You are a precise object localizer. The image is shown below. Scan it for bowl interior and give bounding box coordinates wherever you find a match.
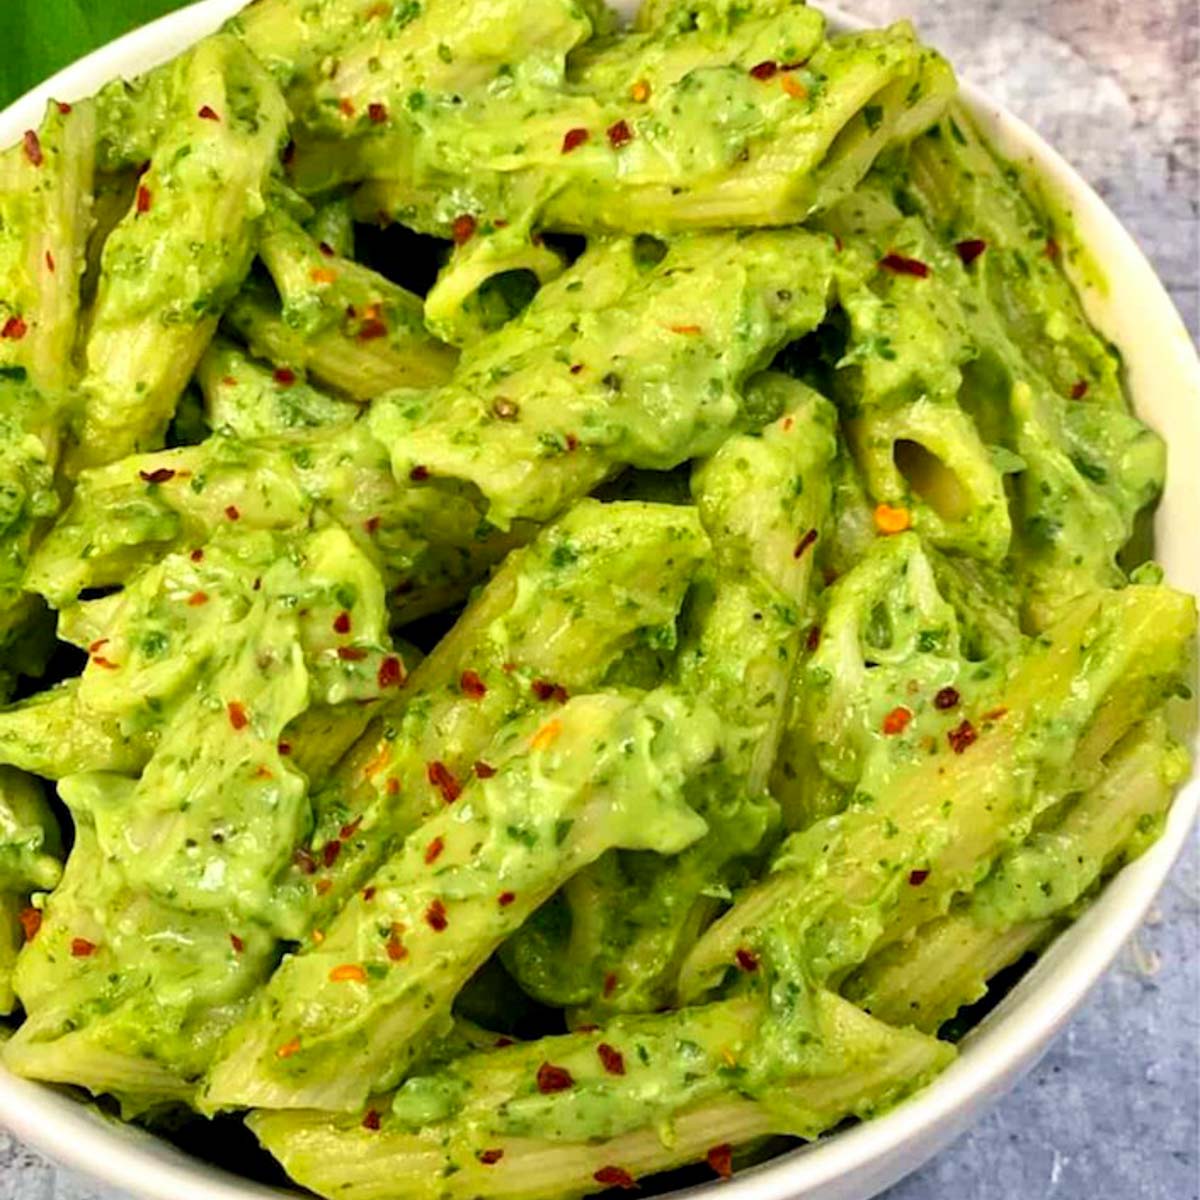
[0,5,1195,1200]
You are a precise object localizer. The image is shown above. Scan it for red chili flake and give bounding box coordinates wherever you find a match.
[188,591,209,607]
[947,719,978,754]
[57,102,72,115]
[565,433,579,452]
[604,972,618,996]
[230,933,245,953]
[531,679,568,703]
[460,669,487,699]
[409,465,429,482]
[562,127,590,154]
[368,102,388,124]
[320,840,341,868]
[805,625,821,652]
[908,868,930,886]
[225,505,241,521]
[136,185,152,215]
[934,686,960,710]
[198,105,221,121]
[593,1166,636,1190]
[278,740,293,757]
[314,243,336,263]
[386,777,400,796]
[880,252,930,278]
[569,363,584,376]
[882,706,913,736]
[358,317,388,340]
[338,646,368,663]
[91,656,120,671]
[45,250,55,273]
[138,467,175,484]
[88,638,108,654]
[668,324,702,335]
[749,60,779,80]
[1070,379,1089,400]
[70,937,97,957]
[452,214,477,245]
[1045,237,1060,261]
[1,316,27,340]
[22,130,43,167]
[597,1043,626,1075]
[339,98,356,118]
[427,760,462,804]
[475,760,497,779]
[331,611,352,635]
[495,1036,515,1048]
[425,898,448,931]
[536,1063,574,1093]
[498,890,516,907]
[735,947,759,972]
[364,515,381,535]
[793,528,818,559]
[339,817,363,840]
[478,1149,504,1165]
[293,847,317,874]
[424,836,445,865]
[386,929,408,961]
[18,907,41,942]
[362,1109,382,1131]
[606,120,633,149]
[273,367,297,386]
[707,1145,734,1179]
[955,239,987,265]
[363,886,377,902]
[227,701,249,731]
[378,656,405,688]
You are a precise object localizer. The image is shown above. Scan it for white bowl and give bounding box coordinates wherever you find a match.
[1,4,1196,1199]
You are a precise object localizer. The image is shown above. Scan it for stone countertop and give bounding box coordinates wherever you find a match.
[2,1,1198,1198]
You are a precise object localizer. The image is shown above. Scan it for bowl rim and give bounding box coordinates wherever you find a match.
[0,4,1196,1200]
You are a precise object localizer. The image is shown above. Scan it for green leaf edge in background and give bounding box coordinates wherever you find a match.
[1,0,197,111]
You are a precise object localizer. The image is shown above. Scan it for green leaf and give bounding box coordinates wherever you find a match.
[1,1,194,111]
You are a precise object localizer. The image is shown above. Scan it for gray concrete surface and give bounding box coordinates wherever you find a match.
[2,1,1197,1197]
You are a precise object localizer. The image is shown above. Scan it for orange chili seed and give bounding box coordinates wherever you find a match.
[873,503,911,534]
[188,591,209,606]
[329,963,367,983]
[882,706,913,736]
[531,719,563,751]
[227,701,248,730]
[781,73,807,99]
[630,80,651,102]
[276,1037,302,1059]
[668,324,702,334]
[311,267,337,284]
